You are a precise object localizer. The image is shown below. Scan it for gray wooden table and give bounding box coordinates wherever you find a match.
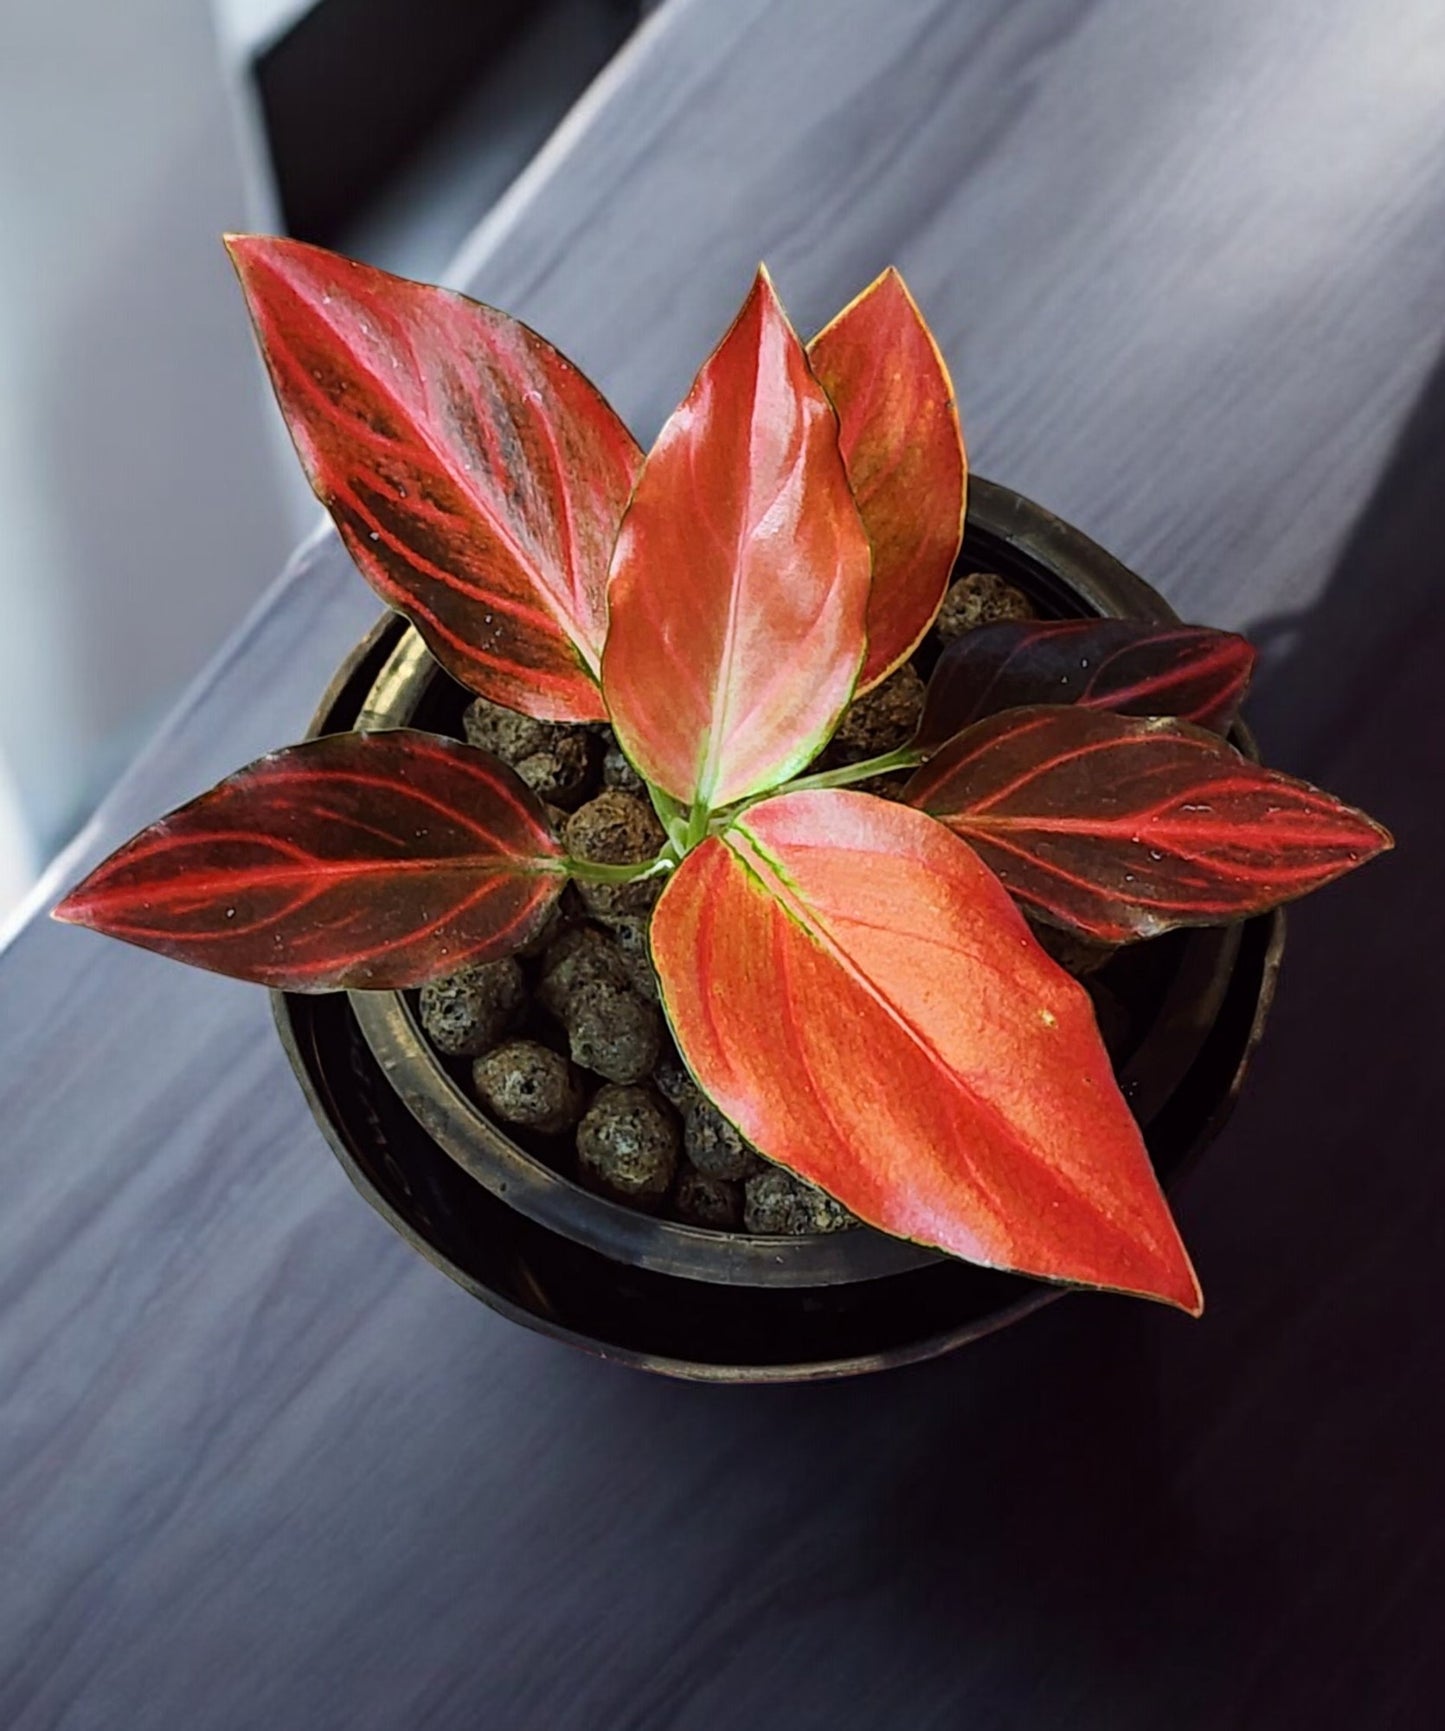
[5,2,1445,1725]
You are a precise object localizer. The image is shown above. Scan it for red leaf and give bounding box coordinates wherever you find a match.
[651,789,1201,1311]
[226,236,641,723]
[906,706,1392,941]
[53,731,565,990]
[917,618,1256,749]
[601,268,872,809]
[809,269,966,691]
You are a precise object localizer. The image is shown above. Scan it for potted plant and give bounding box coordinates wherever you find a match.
[55,238,1389,1377]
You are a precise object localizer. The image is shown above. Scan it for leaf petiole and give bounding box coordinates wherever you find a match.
[564,853,675,886]
[742,745,926,806]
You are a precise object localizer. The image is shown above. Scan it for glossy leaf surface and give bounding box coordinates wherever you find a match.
[227,236,641,722]
[54,731,565,991]
[907,706,1392,941]
[917,618,1256,749]
[651,789,1201,1310]
[602,269,871,809]
[809,269,966,692]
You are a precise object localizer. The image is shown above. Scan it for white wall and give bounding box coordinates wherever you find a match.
[0,0,313,897]
[213,0,317,56]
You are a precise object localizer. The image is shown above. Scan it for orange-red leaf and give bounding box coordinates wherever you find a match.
[651,789,1201,1311]
[227,236,641,722]
[601,269,871,809]
[906,706,1393,941]
[53,731,565,990]
[809,269,966,692]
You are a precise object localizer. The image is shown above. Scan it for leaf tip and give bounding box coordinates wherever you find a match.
[1173,1267,1206,1318]
[222,232,307,296]
[1324,798,1394,870]
[223,232,282,302]
[876,262,914,306]
[51,885,95,929]
[222,231,264,269]
[749,261,789,326]
[1143,1231,1204,1316]
[1114,1239,1203,1317]
[1365,814,1396,857]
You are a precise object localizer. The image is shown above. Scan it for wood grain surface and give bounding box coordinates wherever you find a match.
[5,1,1445,1725]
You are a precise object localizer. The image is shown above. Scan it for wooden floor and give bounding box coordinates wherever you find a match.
[4,0,1445,1724]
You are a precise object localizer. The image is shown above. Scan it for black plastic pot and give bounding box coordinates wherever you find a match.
[274,479,1284,1381]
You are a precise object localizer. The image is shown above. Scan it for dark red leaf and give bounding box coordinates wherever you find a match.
[652,789,1200,1310]
[601,267,872,809]
[54,731,566,990]
[906,706,1392,941]
[226,236,641,723]
[917,619,1256,750]
[808,269,966,691]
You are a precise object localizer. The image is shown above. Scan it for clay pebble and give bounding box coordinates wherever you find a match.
[563,790,666,923]
[607,915,660,1003]
[576,1084,678,1203]
[418,958,526,1057]
[538,924,632,1018]
[601,744,645,796]
[934,571,1037,642]
[828,663,925,761]
[463,695,595,807]
[743,1166,857,1235]
[472,1039,583,1134]
[566,977,662,1085]
[673,1168,743,1229]
[683,1093,762,1181]
[653,1049,700,1110]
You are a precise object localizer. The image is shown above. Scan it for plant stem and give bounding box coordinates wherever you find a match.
[627,748,924,864]
[682,801,711,851]
[646,783,690,854]
[564,855,673,886]
[766,745,925,798]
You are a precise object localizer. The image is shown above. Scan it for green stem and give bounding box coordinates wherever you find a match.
[682,800,711,851]
[764,745,925,799]
[564,854,673,886]
[646,783,690,854]
[626,747,922,864]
